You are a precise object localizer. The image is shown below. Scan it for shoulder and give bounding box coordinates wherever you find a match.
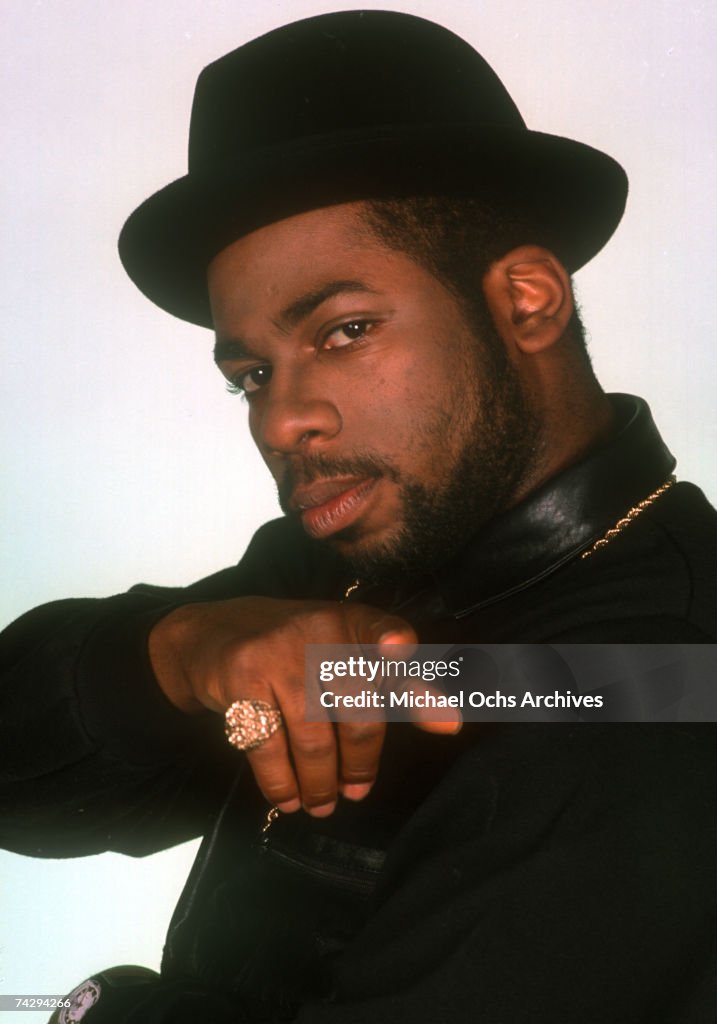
[568,480,717,640]
[477,482,717,642]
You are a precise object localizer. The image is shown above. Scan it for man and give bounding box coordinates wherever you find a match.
[2,10,717,1022]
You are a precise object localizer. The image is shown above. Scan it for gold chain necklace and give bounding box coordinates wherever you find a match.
[580,475,676,560]
[341,475,677,594]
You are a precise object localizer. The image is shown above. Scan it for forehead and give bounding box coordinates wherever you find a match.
[208,203,373,301]
[206,201,448,331]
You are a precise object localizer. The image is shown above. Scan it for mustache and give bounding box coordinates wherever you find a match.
[277,451,399,513]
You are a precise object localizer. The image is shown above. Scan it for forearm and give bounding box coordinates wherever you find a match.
[0,592,237,856]
[0,516,383,854]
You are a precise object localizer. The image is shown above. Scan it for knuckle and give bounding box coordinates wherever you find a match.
[341,767,377,784]
[223,643,258,679]
[342,722,384,746]
[303,790,337,808]
[259,780,299,804]
[290,733,335,761]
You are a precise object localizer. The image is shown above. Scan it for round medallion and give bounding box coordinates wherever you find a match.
[58,978,102,1023]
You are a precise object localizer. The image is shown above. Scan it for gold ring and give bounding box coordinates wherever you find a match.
[224,698,283,751]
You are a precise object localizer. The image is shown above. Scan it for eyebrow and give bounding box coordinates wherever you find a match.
[213,279,379,364]
[279,279,379,328]
[213,337,254,364]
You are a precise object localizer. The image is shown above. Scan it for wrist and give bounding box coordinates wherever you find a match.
[148,604,207,714]
[75,597,214,763]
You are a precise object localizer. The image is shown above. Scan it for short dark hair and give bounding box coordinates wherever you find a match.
[362,195,588,355]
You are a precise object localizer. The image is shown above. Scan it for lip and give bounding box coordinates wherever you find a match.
[291,477,379,540]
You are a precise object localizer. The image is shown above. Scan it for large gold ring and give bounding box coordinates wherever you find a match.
[224,698,283,751]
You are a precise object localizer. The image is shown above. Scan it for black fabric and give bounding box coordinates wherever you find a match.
[1,394,717,1020]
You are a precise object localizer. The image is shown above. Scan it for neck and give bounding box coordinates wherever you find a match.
[511,383,615,508]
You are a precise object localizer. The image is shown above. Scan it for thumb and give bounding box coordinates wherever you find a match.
[345,604,418,650]
[345,606,461,735]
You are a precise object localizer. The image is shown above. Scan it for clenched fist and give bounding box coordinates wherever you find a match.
[149,597,459,816]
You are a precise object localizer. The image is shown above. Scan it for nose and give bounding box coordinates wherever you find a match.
[252,372,342,456]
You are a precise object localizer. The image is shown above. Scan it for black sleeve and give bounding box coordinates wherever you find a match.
[0,517,346,858]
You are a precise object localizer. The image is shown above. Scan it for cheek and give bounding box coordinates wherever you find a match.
[343,377,423,452]
[247,404,280,475]
[346,383,455,481]
[247,406,263,454]
[388,371,478,478]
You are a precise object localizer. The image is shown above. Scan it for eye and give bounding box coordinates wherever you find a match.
[323,320,373,350]
[226,364,272,396]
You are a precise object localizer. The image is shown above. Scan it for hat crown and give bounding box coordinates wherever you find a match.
[188,10,525,173]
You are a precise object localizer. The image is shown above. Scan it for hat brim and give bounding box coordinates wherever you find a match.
[118,124,627,328]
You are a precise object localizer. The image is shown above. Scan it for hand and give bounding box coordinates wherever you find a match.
[148,597,459,816]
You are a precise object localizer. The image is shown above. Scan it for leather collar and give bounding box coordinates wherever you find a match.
[354,394,675,619]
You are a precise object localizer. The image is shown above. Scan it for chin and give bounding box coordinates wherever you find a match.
[337,531,427,587]
[325,529,383,562]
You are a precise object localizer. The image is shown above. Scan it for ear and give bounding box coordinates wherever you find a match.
[482,246,573,354]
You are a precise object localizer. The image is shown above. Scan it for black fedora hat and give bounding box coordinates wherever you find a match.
[118,10,628,328]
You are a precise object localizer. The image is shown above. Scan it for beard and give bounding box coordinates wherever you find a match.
[277,335,539,586]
